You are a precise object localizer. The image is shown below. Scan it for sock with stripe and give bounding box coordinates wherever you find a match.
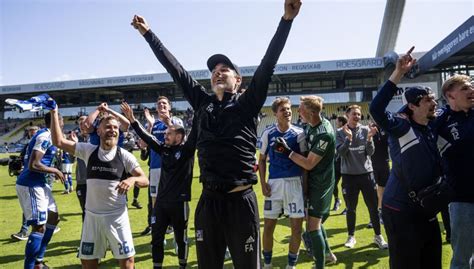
[262,250,272,265]
[288,251,299,266]
[36,224,56,262]
[25,232,43,269]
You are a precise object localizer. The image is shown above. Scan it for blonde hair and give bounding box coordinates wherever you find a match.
[271,97,291,113]
[300,96,323,114]
[442,74,472,99]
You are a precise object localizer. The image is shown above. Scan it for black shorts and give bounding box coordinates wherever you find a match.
[372,163,390,187]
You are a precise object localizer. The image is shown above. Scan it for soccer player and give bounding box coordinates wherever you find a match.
[50,105,148,269]
[15,113,65,269]
[60,133,75,194]
[275,96,337,269]
[140,97,183,238]
[336,105,387,249]
[259,97,307,269]
[147,97,183,209]
[432,74,474,268]
[11,125,39,241]
[121,102,195,269]
[370,47,442,268]
[131,1,301,267]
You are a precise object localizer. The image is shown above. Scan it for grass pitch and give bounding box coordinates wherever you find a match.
[0,152,452,268]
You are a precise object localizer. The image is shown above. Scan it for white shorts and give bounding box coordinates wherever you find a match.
[263,177,305,219]
[61,163,73,174]
[79,209,135,260]
[149,168,161,198]
[16,184,58,226]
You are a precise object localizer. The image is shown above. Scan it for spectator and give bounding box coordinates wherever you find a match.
[370,47,442,269]
[336,105,387,250]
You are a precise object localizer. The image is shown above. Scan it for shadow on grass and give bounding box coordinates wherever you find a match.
[46,239,81,256]
[0,253,24,264]
[0,194,19,200]
[270,243,387,269]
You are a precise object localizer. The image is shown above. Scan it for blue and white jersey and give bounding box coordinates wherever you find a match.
[149,117,184,169]
[16,128,59,187]
[89,120,125,147]
[62,150,73,164]
[259,124,307,179]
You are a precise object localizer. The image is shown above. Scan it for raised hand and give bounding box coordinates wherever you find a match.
[131,15,150,36]
[69,131,79,143]
[159,112,172,126]
[120,102,136,123]
[367,124,378,141]
[390,46,417,84]
[144,108,155,126]
[343,124,353,141]
[396,46,417,74]
[283,0,302,20]
[98,102,108,113]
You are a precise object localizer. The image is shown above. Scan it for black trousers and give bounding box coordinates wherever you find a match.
[333,158,342,199]
[133,185,140,199]
[342,173,381,235]
[382,206,441,269]
[151,201,189,268]
[75,184,87,222]
[195,188,260,269]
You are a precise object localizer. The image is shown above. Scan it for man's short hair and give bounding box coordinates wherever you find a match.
[99,115,120,127]
[336,115,348,125]
[26,125,39,131]
[168,124,185,137]
[346,105,361,114]
[78,115,87,122]
[157,96,171,105]
[300,96,323,114]
[271,97,291,113]
[441,74,472,100]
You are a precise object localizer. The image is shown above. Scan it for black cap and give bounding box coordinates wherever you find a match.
[398,86,434,113]
[207,54,241,76]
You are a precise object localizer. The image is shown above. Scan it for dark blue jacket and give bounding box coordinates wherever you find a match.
[370,80,441,211]
[431,105,474,203]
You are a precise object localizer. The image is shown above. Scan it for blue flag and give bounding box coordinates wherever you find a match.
[5,94,56,112]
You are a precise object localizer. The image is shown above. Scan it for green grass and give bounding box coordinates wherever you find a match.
[0,152,453,268]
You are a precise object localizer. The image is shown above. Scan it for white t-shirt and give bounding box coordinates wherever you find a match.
[75,142,139,214]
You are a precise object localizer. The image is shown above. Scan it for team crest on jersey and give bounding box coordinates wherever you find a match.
[40,140,50,150]
[175,151,181,160]
[206,103,214,113]
[435,108,444,117]
[317,140,328,151]
[309,134,314,141]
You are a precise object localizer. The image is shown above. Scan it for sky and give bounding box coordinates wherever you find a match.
[0,0,473,86]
